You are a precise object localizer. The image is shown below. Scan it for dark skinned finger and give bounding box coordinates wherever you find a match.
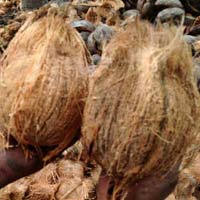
[126,163,180,200]
[0,147,43,188]
[96,163,180,200]
[97,175,111,200]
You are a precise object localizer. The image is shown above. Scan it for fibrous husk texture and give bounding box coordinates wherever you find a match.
[82,20,200,197]
[174,154,200,200]
[0,7,90,157]
[72,0,124,11]
[165,194,176,200]
[0,132,8,149]
[174,169,197,200]
[0,159,100,200]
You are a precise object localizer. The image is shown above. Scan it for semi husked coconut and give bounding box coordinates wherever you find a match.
[0,7,91,161]
[82,20,200,198]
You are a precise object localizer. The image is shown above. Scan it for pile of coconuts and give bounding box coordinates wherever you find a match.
[0,3,200,200]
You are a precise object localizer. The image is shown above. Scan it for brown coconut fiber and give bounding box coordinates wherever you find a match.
[174,153,200,200]
[82,20,200,199]
[0,159,101,200]
[0,7,91,161]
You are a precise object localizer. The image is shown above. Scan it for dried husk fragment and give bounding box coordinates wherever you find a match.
[82,20,200,198]
[173,169,197,200]
[173,154,200,200]
[193,40,200,53]
[85,6,121,26]
[0,7,91,161]
[73,0,124,25]
[0,0,20,22]
[165,194,176,200]
[72,0,124,11]
[0,0,25,54]
[0,159,101,200]
[0,132,8,149]
[0,20,23,53]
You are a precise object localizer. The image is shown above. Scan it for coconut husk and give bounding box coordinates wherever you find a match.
[72,0,124,11]
[173,170,197,200]
[85,6,121,26]
[0,159,101,200]
[0,132,8,149]
[83,0,123,26]
[0,0,20,23]
[0,0,25,54]
[0,6,91,161]
[73,0,123,25]
[82,20,200,199]
[165,194,176,200]
[0,20,23,53]
[173,154,200,200]
[188,154,200,184]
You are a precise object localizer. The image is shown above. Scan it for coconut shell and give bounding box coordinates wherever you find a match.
[82,20,200,197]
[0,159,101,200]
[0,7,91,160]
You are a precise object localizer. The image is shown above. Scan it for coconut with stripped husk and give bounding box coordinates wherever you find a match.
[0,5,91,161]
[0,158,101,200]
[82,20,200,199]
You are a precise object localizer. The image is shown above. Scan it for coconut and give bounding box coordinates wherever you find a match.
[82,20,200,198]
[0,7,91,161]
[0,159,101,200]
